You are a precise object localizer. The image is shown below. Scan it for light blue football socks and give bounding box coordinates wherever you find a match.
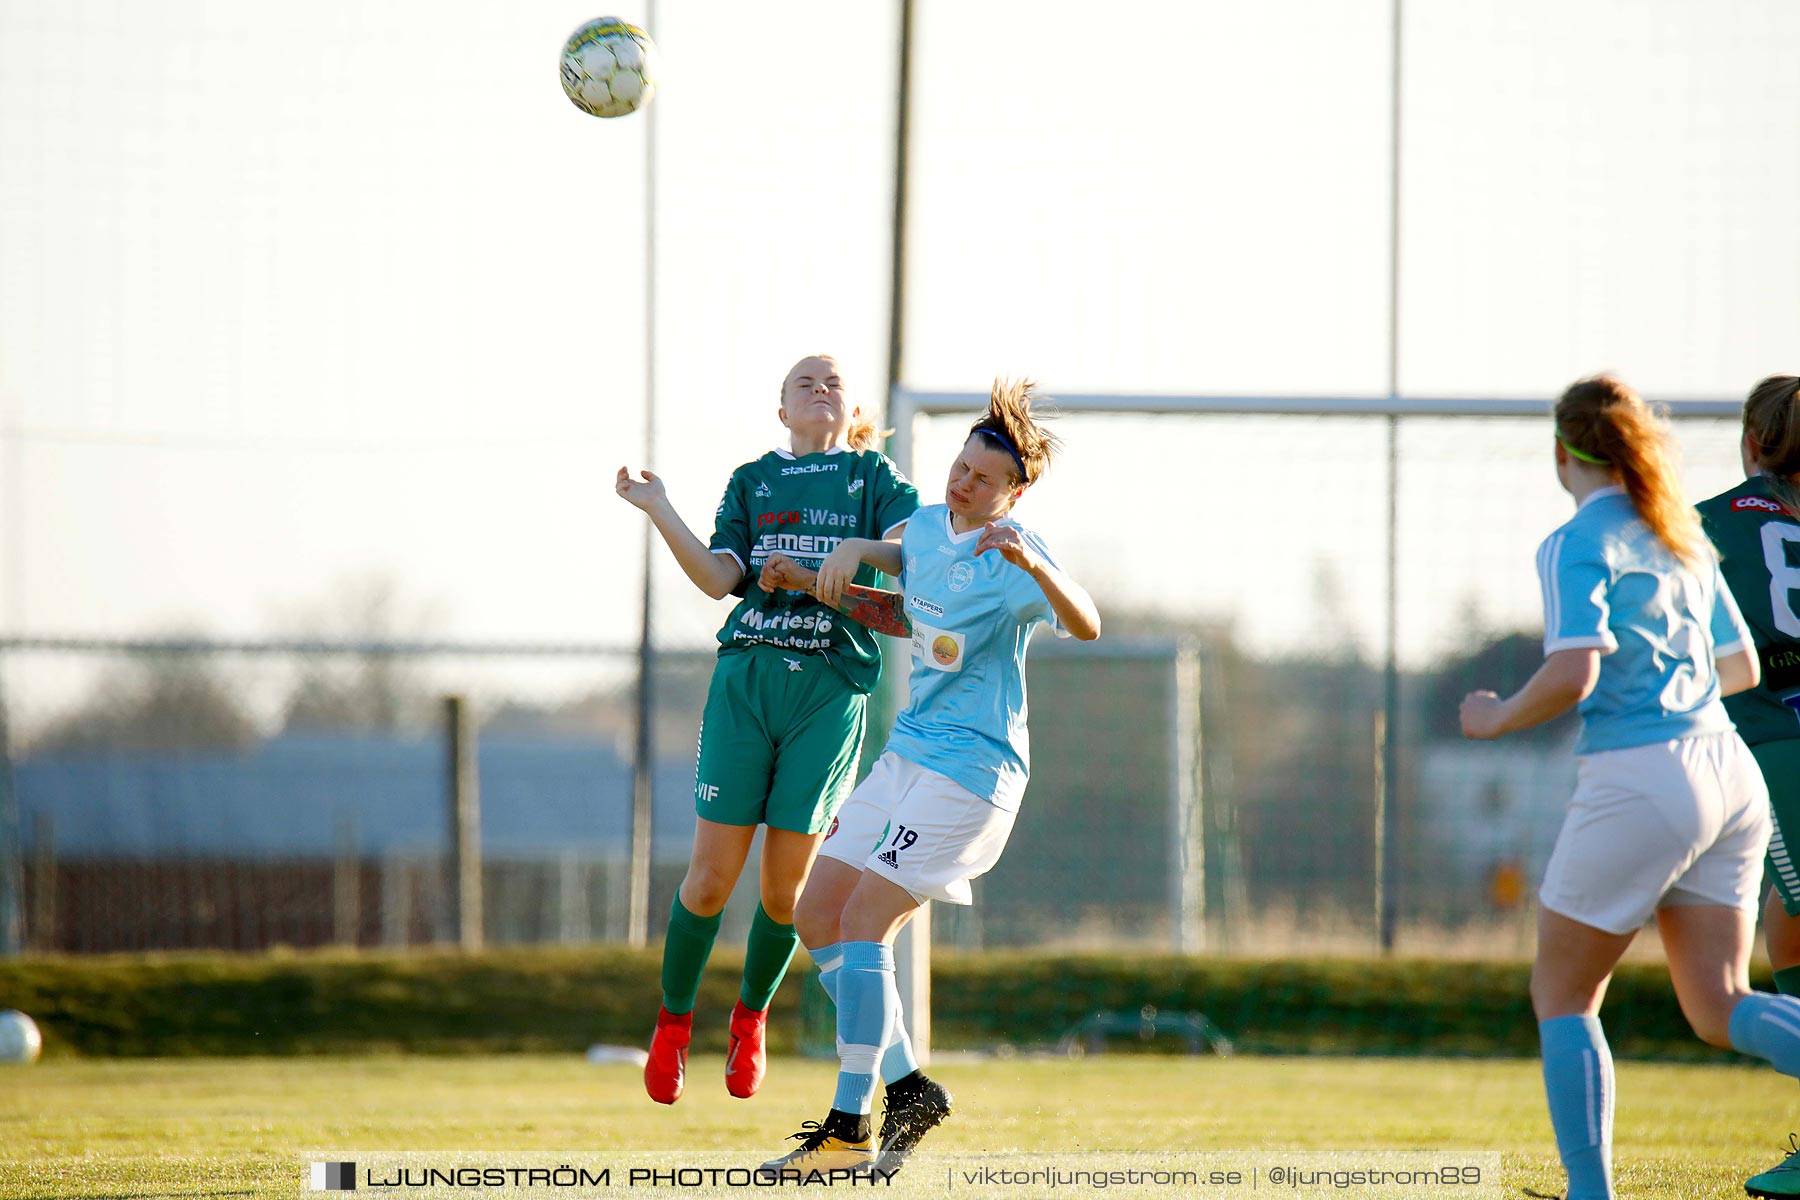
[814,941,919,1085]
[1729,992,1800,1077]
[832,941,897,1116]
[1539,1015,1615,1200]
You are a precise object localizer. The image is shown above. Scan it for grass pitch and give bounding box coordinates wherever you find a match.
[0,1053,1782,1198]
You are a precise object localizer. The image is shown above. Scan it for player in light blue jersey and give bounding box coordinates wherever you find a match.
[752,379,1101,1181]
[1460,376,1800,1200]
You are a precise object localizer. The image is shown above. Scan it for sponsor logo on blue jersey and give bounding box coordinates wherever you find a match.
[909,595,945,618]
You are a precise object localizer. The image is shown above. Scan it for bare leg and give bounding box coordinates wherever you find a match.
[793,856,868,949]
[1531,907,1635,1019]
[1655,903,1754,1048]
[1765,889,1800,975]
[678,818,758,917]
[758,827,829,925]
[1532,907,1634,1200]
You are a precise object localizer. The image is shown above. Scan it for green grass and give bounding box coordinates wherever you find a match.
[3,946,1755,1060]
[0,1053,1784,1199]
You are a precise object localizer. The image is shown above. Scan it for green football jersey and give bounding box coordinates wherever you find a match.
[708,446,919,693]
[1697,474,1800,745]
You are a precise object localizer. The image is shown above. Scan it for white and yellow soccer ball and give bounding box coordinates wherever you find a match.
[0,1010,42,1064]
[559,18,658,119]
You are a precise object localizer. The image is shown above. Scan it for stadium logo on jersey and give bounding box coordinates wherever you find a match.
[909,595,945,619]
[911,619,964,672]
[780,462,840,476]
[754,481,772,498]
[947,562,975,593]
[877,849,901,869]
[848,479,864,496]
[1734,496,1789,514]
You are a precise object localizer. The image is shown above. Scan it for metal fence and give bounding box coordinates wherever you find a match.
[0,635,1200,956]
[0,403,1760,958]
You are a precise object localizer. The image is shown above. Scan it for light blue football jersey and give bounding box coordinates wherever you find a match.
[1538,485,1752,754]
[882,504,1069,811]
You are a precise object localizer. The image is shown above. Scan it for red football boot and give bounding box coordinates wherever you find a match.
[644,1006,691,1105]
[725,999,769,1099]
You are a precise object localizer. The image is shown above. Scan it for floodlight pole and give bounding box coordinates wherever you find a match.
[627,0,660,950]
[883,0,930,1065]
[1376,0,1404,957]
[0,414,21,956]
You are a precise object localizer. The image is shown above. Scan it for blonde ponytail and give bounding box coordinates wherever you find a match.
[1554,375,1705,567]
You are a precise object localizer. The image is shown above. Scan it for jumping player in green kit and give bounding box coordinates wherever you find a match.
[1697,375,1800,1198]
[615,354,918,1105]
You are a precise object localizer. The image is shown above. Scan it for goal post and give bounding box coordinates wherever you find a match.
[877,385,1741,1053]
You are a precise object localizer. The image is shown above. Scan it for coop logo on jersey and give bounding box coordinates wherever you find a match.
[1734,496,1789,514]
[947,562,976,593]
[310,1162,356,1191]
[911,618,964,672]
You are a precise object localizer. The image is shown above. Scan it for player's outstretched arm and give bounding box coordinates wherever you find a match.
[758,552,913,638]
[615,466,744,600]
[1716,644,1761,697]
[1460,647,1600,739]
[815,537,905,606]
[973,524,1102,641]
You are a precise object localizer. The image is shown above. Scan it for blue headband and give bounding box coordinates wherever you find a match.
[978,428,1028,483]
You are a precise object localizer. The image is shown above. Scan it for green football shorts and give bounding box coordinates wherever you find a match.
[691,644,867,834]
[1750,738,1800,918]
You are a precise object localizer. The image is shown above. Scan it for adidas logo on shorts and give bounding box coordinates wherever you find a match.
[878,849,900,869]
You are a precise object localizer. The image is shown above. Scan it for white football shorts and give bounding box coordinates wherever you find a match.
[1539,730,1771,935]
[816,750,1017,905]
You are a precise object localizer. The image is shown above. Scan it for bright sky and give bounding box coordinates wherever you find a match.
[2,0,1797,668]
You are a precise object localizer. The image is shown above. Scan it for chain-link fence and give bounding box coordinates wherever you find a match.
[0,408,1754,960]
[0,635,1201,956]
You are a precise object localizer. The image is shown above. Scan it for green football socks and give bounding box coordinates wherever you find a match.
[660,895,723,1016]
[740,903,800,1013]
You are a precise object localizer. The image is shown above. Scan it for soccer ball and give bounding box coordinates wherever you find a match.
[0,1010,42,1064]
[560,18,658,119]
